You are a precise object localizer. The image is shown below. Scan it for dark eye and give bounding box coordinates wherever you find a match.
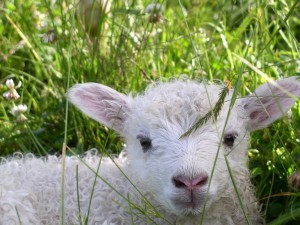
[137,135,152,152]
[223,133,238,147]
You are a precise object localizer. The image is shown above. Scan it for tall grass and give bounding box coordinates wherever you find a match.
[0,0,300,224]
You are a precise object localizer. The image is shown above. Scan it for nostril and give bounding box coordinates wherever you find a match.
[193,174,208,187]
[172,176,187,188]
[172,174,209,190]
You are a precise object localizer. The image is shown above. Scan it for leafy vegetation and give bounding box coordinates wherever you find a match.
[0,0,300,224]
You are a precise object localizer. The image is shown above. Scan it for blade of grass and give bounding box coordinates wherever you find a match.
[180,84,230,138]
[60,0,77,224]
[257,1,299,58]
[66,146,167,225]
[15,206,22,225]
[5,15,42,63]
[76,164,83,225]
[267,207,300,225]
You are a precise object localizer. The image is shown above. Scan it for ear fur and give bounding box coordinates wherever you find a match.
[67,83,130,133]
[242,76,300,131]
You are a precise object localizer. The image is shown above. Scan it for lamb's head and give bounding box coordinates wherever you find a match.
[67,77,300,218]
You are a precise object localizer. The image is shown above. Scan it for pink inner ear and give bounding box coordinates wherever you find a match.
[68,83,130,133]
[249,110,268,123]
[250,101,287,124]
[279,82,300,94]
[242,77,300,131]
[76,90,92,101]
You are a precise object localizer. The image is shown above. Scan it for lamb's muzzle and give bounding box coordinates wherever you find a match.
[171,173,209,213]
[172,173,209,190]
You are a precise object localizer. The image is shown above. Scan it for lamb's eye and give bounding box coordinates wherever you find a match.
[137,135,152,152]
[223,133,238,147]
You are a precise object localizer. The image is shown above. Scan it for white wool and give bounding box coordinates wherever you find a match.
[1,77,300,225]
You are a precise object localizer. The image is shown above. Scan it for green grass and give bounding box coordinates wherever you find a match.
[0,0,300,224]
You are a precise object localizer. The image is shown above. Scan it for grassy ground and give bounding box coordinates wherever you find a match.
[0,0,300,224]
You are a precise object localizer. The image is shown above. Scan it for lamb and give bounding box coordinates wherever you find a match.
[1,77,300,225]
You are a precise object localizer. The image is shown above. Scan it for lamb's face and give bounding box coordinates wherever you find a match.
[68,77,300,220]
[123,82,250,217]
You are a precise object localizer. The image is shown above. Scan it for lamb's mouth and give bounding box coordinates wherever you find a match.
[171,194,205,215]
[176,203,202,216]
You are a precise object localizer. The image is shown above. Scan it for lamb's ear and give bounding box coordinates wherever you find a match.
[67,83,130,133]
[242,77,300,131]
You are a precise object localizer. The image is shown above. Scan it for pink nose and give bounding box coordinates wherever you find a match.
[172,174,208,190]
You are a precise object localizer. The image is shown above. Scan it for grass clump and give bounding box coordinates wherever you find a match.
[0,0,300,224]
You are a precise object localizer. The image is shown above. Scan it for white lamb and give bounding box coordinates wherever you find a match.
[1,77,300,225]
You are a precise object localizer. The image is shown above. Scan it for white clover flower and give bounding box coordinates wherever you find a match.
[144,3,164,14]
[144,3,164,23]
[3,79,22,100]
[6,79,15,88]
[16,114,28,122]
[11,104,28,122]
[34,11,48,30]
[11,104,27,116]
[3,89,20,100]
